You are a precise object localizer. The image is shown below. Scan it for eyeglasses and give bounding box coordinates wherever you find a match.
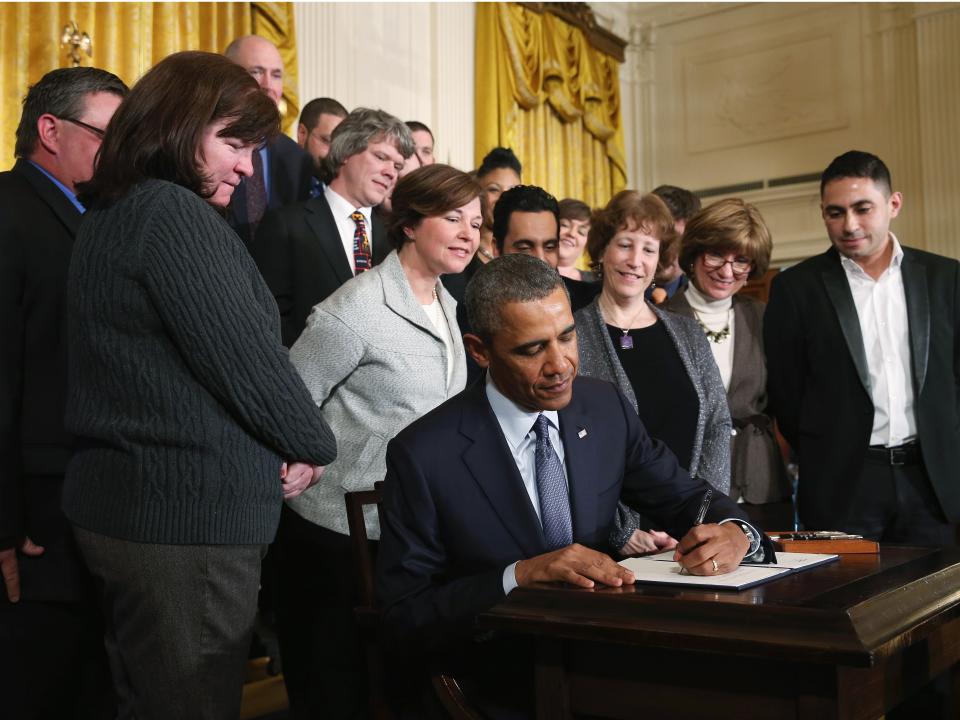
[702,252,753,276]
[59,117,106,139]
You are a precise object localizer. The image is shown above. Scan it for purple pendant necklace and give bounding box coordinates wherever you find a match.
[601,296,647,351]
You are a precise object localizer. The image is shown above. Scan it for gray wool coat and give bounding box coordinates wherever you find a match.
[575,297,732,550]
[288,249,467,539]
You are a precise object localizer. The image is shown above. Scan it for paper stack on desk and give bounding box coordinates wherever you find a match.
[618,551,839,591]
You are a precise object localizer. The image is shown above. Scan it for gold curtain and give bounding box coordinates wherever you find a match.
[0,2,300,170]
[474,3,627,210]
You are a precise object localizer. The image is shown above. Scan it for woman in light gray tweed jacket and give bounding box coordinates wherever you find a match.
[575,191,731,556]
[279,164,483,713]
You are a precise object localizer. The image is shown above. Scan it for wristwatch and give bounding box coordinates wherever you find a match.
[720,519,763,559]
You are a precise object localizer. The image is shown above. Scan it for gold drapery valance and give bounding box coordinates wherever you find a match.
[475,3,627,208]
[0,2,300,170]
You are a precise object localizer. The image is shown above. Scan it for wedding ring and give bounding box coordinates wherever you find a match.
[711,559,719,573]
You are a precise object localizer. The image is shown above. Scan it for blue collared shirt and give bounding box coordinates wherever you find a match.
[28,160,85,213]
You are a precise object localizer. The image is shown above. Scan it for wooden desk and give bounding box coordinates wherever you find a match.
[479,547,960,719]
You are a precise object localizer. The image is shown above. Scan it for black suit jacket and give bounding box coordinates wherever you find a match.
[250,193,390,347]
[764,245,960,529]
[227,133,315,247]
[376,376,749,655]
[0,160,90,603]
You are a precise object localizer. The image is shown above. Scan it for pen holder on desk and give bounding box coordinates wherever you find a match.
[767,531,879,554]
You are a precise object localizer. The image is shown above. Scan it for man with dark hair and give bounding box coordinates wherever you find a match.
[493,184,600,312]
[298,96,348,169]
[649,184,702,303]
[250,107,415,347]
[377,254,768,715]
[406,120,435,165]
[224,35,316,245]
[0,65,127,719]
[765,150,960,546]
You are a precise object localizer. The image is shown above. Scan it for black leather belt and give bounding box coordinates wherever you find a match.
[866,442,922,467]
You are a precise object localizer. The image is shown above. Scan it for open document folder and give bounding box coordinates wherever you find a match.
[618,551,839,591]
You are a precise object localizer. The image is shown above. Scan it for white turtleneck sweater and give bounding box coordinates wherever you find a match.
[685,283,735,391]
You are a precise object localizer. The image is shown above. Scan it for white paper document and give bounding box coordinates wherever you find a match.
[619,551,839,591]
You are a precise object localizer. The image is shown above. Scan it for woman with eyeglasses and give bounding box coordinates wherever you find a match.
[576,191,732,557]
[665,198,791,514]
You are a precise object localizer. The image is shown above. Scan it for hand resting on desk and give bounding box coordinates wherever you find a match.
[673,523,749,575]
[515,543,636,589]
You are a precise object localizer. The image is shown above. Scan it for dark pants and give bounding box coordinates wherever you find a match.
[0,600,115,720]
[842,451,955,546]
[274,504,369,719]
[0,474,115,720]
[74,527,264,720]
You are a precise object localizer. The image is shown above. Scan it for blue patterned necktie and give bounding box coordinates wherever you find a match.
[533,413,573,550]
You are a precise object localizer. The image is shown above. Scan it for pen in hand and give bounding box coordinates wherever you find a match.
[678,489,713,575]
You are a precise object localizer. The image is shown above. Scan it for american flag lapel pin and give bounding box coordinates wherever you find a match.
[578,427,587,439]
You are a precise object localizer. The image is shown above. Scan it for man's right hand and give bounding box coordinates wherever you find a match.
[515,543,635,589]
[0,536,45,603]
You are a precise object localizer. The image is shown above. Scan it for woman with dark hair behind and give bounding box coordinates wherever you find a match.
[64,51,337,719]
[275,163,481,717]
[666,198,791,521]
[575,190,732,556]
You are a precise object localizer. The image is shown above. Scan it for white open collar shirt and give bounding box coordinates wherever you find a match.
[839,234,917,447]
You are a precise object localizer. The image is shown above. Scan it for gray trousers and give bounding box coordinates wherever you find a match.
[74,527,265,720]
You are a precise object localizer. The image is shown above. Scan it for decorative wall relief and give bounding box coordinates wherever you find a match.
[685,33,849,153]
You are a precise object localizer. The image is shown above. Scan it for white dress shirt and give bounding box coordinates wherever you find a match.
[840,234,916,447]
[324,185,374,275]
[485,374,567,594]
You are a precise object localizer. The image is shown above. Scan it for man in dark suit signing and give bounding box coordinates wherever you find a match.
[224,35,315,246]
[765,150,960,546]
[0,66,127,719]
[377,254,768,717]
[250,107,415,347]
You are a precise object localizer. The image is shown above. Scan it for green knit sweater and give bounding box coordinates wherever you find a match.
[63,180,336,544]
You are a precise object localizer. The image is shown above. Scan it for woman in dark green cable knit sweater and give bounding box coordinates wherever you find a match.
[63,52,337,720]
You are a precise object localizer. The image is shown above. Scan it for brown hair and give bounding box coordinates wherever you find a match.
[679,198,772,280]
[387,164,484,248]
[79,51,279,206]
[586,190,677,274]
[558,198,591,223]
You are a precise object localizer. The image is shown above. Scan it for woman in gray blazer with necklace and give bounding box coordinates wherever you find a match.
[276,164,483,717]
[575,191,732,557]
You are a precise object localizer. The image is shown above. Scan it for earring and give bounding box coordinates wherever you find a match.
[649,281,657,290]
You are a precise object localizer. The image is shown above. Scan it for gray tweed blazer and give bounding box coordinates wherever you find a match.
[575,297,732,550]
[288,249,467,539]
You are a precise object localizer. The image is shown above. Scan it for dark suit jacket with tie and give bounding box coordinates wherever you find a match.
[376,376,751,655]
[0,159,90,603]
[227,133,315,247]
[249,192,389,347]
[764,245,960,530]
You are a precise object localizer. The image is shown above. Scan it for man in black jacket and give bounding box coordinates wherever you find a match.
[765,150,960,546]
[0,66,126,719]
[249,108,415,347]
